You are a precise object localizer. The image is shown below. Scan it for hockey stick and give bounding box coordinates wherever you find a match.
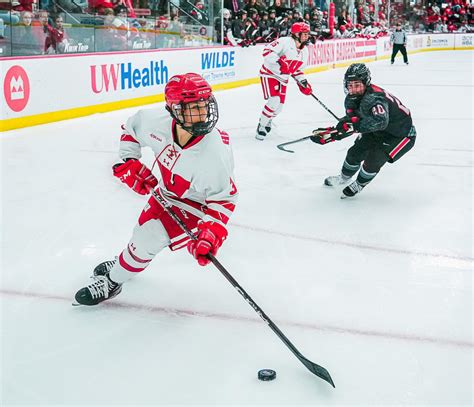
[291,76,341,121]
[276,136,312,153]
[277,128,342,153]
[149,188,335,388]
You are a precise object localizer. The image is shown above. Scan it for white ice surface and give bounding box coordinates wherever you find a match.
[1,51,473,406]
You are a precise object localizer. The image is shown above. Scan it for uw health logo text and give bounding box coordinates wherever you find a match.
[90,60,169,93]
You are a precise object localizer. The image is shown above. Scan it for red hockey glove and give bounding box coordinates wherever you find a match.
[113,159,158,195]
[297,79,312,95]
[277,55,293,75]
[187,221,228,267]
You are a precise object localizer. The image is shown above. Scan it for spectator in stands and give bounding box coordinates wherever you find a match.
[292,8,302,22]
[303,10,310,22]
[337,5,350,28]
[31,9,49,47]
[273,0,291,18]
[215,7,232,43]
[96,7,127,51]
[244,0,264,16]
[268,8,277,27]
[112,4,130,37]
[231,8,247,40]
[310,8,322,32]
[291,0,303,16]
[258,10,272,40]
[224,0,244,15]
[44,14,67,53]
[190,0,208,25]
[247,7,259,24]
[12,10,44,55]
[276,11,290,36]
[165,13,183,47]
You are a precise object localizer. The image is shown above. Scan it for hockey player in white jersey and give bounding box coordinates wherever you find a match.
[256,22,313,140]
[74,73,238,306]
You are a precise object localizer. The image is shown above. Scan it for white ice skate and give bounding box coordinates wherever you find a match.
[324,174,352,187]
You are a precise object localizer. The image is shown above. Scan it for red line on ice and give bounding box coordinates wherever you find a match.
[1,289,472,349]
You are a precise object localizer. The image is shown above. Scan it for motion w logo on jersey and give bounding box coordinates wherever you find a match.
[286,60,303,73]
[156,144,190,197]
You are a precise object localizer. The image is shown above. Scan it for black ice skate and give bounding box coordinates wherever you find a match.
[93,259,116,277]
[255,124,268,141]
[324,174,351,186]
[341,180,365,199]
[74,274,122,306]
[265,121,272,134]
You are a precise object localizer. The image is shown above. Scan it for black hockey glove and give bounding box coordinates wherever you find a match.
[336,116,360,134]
[310,127,340,145]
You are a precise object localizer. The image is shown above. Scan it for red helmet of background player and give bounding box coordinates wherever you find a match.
[165,73,219,137]
[290,22,310,47]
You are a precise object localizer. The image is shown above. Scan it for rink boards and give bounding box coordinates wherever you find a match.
[1,33,472,131]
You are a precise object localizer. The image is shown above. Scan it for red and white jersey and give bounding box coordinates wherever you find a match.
[259,36,309,84]
[119,108,238,228]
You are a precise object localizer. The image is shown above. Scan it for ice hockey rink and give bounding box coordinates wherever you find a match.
[1,50,472,405]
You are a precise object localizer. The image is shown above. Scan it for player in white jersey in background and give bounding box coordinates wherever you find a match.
[74,73,238,306]
[256,22,313,140]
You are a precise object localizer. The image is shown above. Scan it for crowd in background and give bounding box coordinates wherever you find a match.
[217,0,473,46]
[0,0,473,55]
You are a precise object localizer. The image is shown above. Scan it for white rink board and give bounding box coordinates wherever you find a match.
[0,33,472,127]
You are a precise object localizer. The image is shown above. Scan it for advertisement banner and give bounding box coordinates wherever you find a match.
[455,34,473,48]
[0,46,256,120]
[1,33,472,129]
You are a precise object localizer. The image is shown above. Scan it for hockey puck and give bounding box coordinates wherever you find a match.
[258,369,276,381]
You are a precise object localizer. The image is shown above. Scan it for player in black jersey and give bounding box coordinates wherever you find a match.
[311,63,416,198]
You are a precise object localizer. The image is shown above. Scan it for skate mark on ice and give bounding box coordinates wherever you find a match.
[231,223,473,265]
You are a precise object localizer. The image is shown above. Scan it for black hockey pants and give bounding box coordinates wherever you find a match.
[391,44,408,63]
[341,131,416,183]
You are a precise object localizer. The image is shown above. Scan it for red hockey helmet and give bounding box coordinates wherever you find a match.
[290,22,310,48]
[164,73,218,136]
[290,21,310,35]
[291,22,310,49]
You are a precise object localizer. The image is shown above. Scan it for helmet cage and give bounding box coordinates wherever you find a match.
[168,95,219,137]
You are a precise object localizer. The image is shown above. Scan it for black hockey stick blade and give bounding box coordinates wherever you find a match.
[300,354,335,387]
[277,136,312,153]
[277,143,296,153]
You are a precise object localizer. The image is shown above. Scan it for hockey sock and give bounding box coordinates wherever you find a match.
[341,160,361,178]
[356,166,378,186]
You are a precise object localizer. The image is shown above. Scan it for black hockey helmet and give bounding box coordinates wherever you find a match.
[248,7,258,16]
[344,63,371,91]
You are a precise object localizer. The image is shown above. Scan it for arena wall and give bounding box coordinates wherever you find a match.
[1,33,472,131]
